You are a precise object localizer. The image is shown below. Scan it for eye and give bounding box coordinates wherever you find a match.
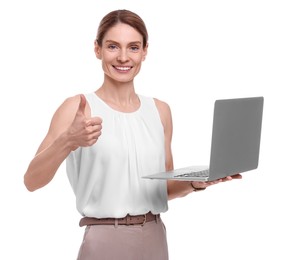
[130,45,140,52]
[107,44,118,51]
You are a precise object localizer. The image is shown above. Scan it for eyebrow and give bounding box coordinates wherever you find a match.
[105,40,142,45]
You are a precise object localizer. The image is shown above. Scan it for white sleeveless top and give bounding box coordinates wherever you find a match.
[66,93,168,218]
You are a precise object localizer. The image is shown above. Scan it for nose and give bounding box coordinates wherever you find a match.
[117,49,129,62]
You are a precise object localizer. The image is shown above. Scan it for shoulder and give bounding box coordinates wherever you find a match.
[54,93,90,118]
[153,98,173,130]
[59,94,81,110]
[153,98,172,117]
[52,94,79,120]
[138,95,171,114]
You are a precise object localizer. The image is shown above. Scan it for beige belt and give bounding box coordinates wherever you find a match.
[79,212,159,227]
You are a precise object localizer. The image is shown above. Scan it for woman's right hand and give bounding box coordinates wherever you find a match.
[67,94,102,151]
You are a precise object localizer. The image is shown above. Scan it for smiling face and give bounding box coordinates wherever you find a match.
[95,23,148,84]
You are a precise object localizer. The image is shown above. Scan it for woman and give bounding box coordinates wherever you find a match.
[24,9,241,260]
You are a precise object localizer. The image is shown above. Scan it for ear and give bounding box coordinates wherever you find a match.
[142,43,148,61]
[94,40,102,60]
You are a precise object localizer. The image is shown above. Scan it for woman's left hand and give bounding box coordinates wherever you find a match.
[168,174,242,199]
[191,173,242,189]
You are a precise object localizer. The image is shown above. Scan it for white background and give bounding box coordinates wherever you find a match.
[1,0,287,259]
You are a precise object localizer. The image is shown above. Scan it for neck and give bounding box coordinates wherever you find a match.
[95,80,140,112]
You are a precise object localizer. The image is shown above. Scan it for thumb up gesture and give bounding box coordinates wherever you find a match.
[68,94,102,150]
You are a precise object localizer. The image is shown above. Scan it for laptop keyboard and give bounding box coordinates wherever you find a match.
[174,169,209,178]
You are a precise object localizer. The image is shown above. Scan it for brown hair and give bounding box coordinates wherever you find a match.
[96,9,148,48]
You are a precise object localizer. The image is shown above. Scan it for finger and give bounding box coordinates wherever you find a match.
[93,116,103,125]
[86,116,103,127]
[77,94,87,115]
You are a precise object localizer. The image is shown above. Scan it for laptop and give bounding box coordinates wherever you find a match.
[143,96,264,182]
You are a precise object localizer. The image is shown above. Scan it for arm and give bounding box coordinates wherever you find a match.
[24,94,102,191]
[154,98,193,200]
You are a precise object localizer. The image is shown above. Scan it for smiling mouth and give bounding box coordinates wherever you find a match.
[113,66,133,72]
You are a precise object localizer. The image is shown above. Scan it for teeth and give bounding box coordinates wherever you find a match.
[115,66,131,71]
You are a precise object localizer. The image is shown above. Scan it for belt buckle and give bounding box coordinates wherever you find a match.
[141,214,147,226]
